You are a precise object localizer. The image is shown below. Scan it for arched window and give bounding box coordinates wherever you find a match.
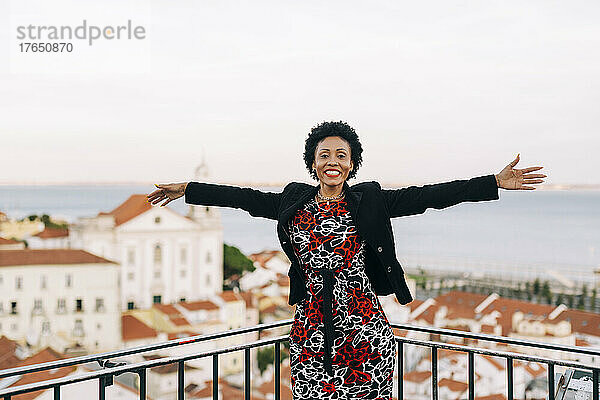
[154,244,162,264]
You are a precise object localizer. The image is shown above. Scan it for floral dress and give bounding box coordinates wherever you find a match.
[288,196,396,399]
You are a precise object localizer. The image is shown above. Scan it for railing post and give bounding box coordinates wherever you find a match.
[53,385,60,400]
[431,346,438,400]
[275,342,281,400]
[397,341,404,400]
[213,355,218,400]
[245,348,251,400]
[548,363,555,400]
[507,356,513,400]
[468,351,474,400]
[138,368,146,400]
[178,361,185,400]
[593,368,598,400]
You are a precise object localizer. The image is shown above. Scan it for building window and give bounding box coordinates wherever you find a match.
[127,247,135,265]
[40,275,47,290]
[95,298,105,313]
[11,323,17,331]
[127,302,135,310]
[97,323,102,330]
[16,276,23,290]
[206,274,211,286]
[180,269,186,278]
[10,301,17,315]
[33,299,43,313]
[75,299,83,312]
[42,321,50,334]
[127,272,135,281]
[152,295,162,304]
[154,244,162,264]
[154,270,161,279]
[206,251,211,264]
[57,298,66,314]
[154,216,161,224]
[0,274,3,284]
[66,274,72,288]
[180,297,186,302]
[180,247,187,264]
[0,302,3,314]
[73,319,84,337]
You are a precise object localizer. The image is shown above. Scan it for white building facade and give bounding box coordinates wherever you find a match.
[0,249,121,352]
[69,162,224,310]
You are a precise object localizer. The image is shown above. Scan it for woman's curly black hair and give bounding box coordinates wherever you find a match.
[303,121,363,181]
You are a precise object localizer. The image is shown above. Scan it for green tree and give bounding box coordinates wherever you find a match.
[592,288,597,309]
[567,294,575,308]
[555,293,563,306]
[257,345,289,374]
[541,281,552,304]
[533,278,540,295]
[223,244,255,281]
[27,214,38,222]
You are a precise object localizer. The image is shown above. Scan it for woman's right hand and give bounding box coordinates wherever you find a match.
[147,182,189,207]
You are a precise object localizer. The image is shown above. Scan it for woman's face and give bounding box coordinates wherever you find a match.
[312,136,354,187]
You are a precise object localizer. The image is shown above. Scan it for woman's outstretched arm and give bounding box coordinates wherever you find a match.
[147,181,285,220]
[381,154,546,218]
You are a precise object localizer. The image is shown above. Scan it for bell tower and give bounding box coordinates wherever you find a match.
[187,148,222,228]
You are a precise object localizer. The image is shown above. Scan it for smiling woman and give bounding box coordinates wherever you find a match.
[146,120,545,400]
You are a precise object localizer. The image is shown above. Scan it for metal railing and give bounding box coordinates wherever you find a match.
[0,319,598,400]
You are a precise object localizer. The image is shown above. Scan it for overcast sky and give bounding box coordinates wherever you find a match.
[1,0,598,185]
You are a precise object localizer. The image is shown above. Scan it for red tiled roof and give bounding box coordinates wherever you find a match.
[152,304,179,315]
[238,292,256,309]
[8,348,76,400]
[0,249,116,267]
[178,300,219,311]
[0,336,20,370]
[0,237,21,245]
[33,227,69,239]
[435,291,488,309]
[219,291,243,302]
[439,378,468,393]
[557,309,600,338]
[475,395,506,400]
[99,194,152,226]
[404,370,432,383]
[122,315,158,341]
[152,304,190,326]
[480,324,496,334]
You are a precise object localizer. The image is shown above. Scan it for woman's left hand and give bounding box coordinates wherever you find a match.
[495,154,546,190]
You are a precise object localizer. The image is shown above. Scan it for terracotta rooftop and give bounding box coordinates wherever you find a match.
[475,395,507,400]
[556,309,600,337]
[0,336,21,370]
[99,194,152,226]
[33,226,69,239]
[219,291,243,303]
[238,292,257,309]
[178,300,219,311]
[122,315,158,341]
[7,348,76,400]
[0,237,21,245]
[152,304,191,326]
[0,249,116,267]
[439,378,468,393]
[403,370,432,383]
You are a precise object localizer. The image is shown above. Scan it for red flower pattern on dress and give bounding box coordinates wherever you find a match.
[288,198,395,399]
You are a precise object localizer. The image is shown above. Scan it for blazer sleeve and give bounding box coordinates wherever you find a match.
[184,182,285,220]
[381,174,499,218]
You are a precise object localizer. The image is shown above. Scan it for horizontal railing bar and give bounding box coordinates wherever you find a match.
[394,336,599,372]
[390,323,600,357]
[0,319,293,379]
[0,335,289,398]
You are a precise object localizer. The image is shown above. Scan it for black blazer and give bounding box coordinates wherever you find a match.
[184,173,499,306]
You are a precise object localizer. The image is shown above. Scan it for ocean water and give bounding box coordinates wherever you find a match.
[1,184,599,284]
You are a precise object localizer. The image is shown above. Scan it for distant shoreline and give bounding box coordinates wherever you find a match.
[0,182,599,191]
